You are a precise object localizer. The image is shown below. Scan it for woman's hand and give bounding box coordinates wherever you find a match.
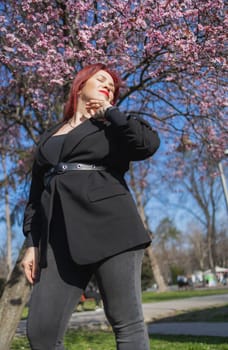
[21,247,39,284]
[86,100,112,119]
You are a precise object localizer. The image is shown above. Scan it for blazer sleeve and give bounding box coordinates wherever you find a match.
[105,107,160,160]
[23,160,44,247]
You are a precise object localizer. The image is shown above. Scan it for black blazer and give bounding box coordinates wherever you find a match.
[23,107,160,266]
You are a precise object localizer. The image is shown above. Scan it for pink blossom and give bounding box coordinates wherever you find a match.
[0,0,226,170]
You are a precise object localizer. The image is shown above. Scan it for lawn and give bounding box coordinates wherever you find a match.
[142,287,228,303]
[15,287,228,349]
[156,304,228,323]
[12,331,228,350]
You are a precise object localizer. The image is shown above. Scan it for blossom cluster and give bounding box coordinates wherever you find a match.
[0,0,227,163]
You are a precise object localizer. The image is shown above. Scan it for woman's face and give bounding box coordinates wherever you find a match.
[79,70,115,104]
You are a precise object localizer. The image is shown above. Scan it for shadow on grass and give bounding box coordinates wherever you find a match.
[150,334,228,346]
[152,304,228,323]
[146,304,228,348]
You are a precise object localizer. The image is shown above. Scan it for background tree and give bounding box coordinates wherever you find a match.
[2,153,13,277]
[188,226,207,271]
[129,162,168,292]
[174,151,224,270]
[0,244,31,350]
[153,217,182,283]
[154,217,181,255]
[216,226,228,268]
[141,251,154,291]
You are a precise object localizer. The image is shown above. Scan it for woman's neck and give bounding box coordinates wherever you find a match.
[69,100,90,127]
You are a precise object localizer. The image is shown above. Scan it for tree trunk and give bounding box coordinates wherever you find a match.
[136,201,168,291]
[0,244,31,350]
[146,245,168,292]
[207,183,217,270]
[2,154,13,277]
[129,164,167,292]
[207,224,216,270]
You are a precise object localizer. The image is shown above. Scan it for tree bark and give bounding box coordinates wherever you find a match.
[129,164,167,292]
[146,245,167,292]
[2,153,12,277]
[207,223,216,270]
[0,243,31,350]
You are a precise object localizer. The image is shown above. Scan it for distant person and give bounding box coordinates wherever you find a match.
[21,63,160,350]
[84,282,102,309]
[177,275,191,289]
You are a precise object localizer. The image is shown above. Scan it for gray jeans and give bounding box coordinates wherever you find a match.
[27,243,149,350]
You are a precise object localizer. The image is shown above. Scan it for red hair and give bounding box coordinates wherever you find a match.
[63,63,122,121]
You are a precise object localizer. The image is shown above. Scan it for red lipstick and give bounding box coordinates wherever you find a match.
[99,90,109,97]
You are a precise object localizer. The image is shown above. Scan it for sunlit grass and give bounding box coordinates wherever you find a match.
[157,304,228,323]
[12,331,228,350]
[14,287,228,349]
[142,288,228,303]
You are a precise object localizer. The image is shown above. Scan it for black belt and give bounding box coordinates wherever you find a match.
[44,162,107,187]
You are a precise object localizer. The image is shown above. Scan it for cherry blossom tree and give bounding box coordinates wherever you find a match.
[0,0,227,150]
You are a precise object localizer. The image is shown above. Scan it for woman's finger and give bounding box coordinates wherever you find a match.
[23,263,34,284]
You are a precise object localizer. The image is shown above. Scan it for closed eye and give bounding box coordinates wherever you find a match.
[97,77,115,92]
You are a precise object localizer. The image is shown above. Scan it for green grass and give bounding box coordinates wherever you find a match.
[142,287,228,303]
[21,307,29,320]
[155,304,228,323]
[15,288,227,349]
[11,331,228,350]
[77,300,97,311]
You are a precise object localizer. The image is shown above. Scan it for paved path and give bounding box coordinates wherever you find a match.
[142,293,228,322]
[16,293,228,337]
[148,322,228,337]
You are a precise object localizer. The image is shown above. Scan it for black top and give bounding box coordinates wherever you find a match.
[43,134,66,164]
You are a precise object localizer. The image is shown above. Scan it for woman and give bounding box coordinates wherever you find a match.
[21,63,160,350]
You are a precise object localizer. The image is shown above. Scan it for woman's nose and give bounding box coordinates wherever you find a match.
[102,84,110,92]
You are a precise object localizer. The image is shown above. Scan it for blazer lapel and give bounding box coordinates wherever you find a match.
[60,118,102,161]
[36,118,104,166]
[37,122,65,166]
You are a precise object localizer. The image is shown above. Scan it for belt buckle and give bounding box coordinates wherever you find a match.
[56,163,68,174]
